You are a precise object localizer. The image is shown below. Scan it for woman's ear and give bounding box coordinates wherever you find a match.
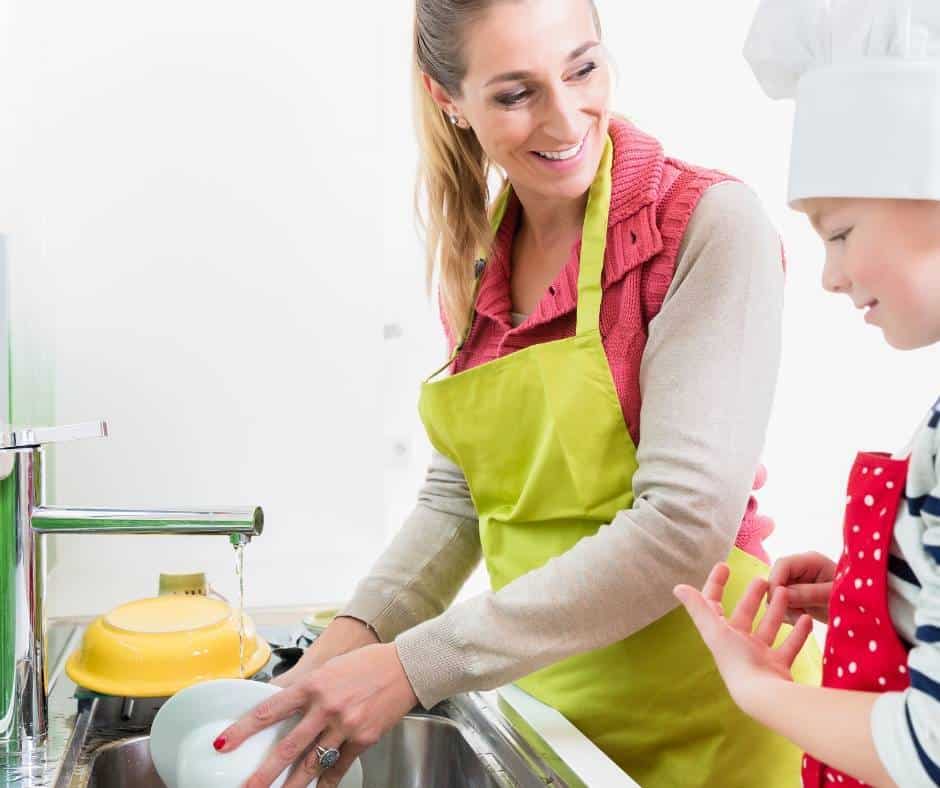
[423,73,458,117]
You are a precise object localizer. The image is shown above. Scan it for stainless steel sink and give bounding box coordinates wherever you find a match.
[82,715,511,787]
[33,620,596,788]
[54,681,578,788]
[84,737,159,787]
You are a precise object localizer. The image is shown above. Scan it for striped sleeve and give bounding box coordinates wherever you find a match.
[872,397,940,787]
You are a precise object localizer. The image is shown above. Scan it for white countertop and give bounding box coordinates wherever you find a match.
[496,684,642,787]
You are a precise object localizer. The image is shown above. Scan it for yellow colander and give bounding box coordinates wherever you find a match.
[65,595,271,697]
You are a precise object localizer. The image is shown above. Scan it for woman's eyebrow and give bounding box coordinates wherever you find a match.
[484,41,600,87]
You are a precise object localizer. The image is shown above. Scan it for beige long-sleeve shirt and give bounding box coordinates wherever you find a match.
[342,181,785,709]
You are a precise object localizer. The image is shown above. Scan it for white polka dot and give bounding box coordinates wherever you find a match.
[858,550,865,559]
[886,481,894,489]
[874,467,883,476]
[873,531,881,541]
[804,757,808,769]
[838,777,845,783]
[848,630,855,638]
[847,495,853,505]
[824,657,828,665]
[862,467,869,474]
[876,617,882,626]
[869,640,878,652]
[855,578,863,589]
[859,606,866,614]
[864,495,874,506]
[827,774,836,783]
[879,507,887,517]
[874,549,882,560]
[833,616,841,628]
[837,667,844,678]
[849,662,858,674]
[840,594,846,603]
[867,578,874,587]
[879,677,887,686]
[900,665,907,674]
[852,524,861,533]
[830,646,835,655]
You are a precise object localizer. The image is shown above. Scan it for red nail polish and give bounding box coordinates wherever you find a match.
[212,736,226,751]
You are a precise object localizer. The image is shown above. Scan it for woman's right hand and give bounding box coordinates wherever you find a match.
[767,551,837,624]
[272,616,379,689]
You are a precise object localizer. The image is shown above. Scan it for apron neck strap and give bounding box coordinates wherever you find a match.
[574,136,613,337]
[445,135,613,365]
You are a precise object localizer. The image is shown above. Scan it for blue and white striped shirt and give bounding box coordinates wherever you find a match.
[872,397,940,787]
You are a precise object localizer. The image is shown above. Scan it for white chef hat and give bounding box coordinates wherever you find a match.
[744,0,940,204]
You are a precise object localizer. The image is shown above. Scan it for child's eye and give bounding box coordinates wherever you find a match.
[828,228,853,243]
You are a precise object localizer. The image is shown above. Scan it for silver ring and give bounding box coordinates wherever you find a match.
[315,744,341,770]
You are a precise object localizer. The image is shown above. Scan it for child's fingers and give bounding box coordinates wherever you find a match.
[755,587,788,645]
[701,563,731,605]
[728,578,770,633]
[784,582,832,611]
[673,585,722,646]
[777,614,814,666]
[767,557,795,596]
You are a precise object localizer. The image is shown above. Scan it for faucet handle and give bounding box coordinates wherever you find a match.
[0,420,109,449]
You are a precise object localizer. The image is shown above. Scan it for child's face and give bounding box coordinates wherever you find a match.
[796,197,940,350]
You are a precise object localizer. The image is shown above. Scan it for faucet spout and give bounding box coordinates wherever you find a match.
[30,506,263,537]
[0,422,264,758]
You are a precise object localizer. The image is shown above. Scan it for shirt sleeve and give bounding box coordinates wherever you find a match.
[871,401,940,788]
[394,180,787,708]
[339,449,481,643]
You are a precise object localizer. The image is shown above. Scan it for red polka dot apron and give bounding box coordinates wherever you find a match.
[802,452,912,787]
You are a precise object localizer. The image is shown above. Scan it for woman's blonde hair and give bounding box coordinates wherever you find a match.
[413,0,601,340]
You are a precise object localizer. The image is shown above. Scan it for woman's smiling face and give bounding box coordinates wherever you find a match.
[427,0,612,202]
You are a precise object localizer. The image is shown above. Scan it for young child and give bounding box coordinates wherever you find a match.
[674,2,940,787]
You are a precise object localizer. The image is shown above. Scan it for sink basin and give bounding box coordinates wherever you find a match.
[84,714,511,787]
[47,621,587,788]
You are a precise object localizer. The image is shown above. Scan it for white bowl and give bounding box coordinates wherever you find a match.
[150,678,363,788]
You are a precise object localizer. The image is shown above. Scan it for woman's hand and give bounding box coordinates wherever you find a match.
[768,551,837,624]
[673,563,814,717]
[215,642,417,788]
[271,616,380,690]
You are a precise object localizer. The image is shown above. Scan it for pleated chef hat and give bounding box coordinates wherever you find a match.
[744,0,940,204]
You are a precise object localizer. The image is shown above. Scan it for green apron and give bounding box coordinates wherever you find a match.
[418,137,820,787]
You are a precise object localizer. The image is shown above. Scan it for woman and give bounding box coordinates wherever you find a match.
[216,1,819,786]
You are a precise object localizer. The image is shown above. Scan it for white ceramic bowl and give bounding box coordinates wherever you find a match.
[150,678,363,788]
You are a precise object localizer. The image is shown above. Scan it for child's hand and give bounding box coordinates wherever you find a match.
[674,564,814,716]
[768,551,837,624]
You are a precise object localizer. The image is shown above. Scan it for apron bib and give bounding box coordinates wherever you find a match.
[419,138,821,787]
[802,452,911,787]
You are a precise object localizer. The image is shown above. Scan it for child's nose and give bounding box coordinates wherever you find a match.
[821,256,851,294]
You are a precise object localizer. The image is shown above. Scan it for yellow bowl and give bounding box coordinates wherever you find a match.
[66,595,271,697]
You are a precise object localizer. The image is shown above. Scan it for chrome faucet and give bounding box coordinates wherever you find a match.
[0,420,264,758]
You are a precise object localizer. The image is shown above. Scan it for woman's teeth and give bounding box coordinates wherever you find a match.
[535,140,583,160]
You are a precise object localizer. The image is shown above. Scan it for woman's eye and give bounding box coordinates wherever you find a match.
[571,62,598,80]
[495,89,531,107]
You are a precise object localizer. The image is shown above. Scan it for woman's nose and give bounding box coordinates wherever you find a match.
[540,85,581,142]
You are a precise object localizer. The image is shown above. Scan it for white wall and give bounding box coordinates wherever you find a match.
[0,1,387,615]
[2,0,938,618]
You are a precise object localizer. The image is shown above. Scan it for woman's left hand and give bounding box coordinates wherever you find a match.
[673,563,814,716]
[214,642,418,788]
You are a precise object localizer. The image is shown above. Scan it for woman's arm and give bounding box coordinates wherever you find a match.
[339,450,481,643]
[395,181,788,708]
